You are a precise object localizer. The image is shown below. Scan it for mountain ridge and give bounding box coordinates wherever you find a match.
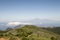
[0,25,60,40]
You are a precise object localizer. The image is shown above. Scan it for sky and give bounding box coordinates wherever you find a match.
[0,0,60,22]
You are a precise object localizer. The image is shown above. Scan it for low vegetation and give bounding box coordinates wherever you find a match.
[0,25,60,40]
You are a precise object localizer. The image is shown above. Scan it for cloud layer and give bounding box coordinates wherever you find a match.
[7,22,33,26]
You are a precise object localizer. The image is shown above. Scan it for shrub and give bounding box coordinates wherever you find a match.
[0,33,3,37]
[51,37,57,40]
[22,37,29,40]
[9,37,17,40]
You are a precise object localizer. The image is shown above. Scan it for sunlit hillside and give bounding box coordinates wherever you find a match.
[0,25,60,40]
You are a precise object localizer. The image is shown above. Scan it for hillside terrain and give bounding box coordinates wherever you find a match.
[42,27,60,35]
[0,25,60,40]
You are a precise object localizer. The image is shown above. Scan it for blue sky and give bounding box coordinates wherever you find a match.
[0,0,60,21]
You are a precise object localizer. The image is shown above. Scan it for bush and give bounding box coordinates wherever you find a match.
[9,37,17,40]
[0,33,4,37]
[22,37,29,40]
[51,37,57,40]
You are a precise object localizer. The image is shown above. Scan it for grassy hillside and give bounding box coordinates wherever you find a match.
[42,27,60,35]
[0,25,60,40]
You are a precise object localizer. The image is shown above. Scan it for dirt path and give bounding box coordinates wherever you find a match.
[0,37,21,40]
[0,38,6,40]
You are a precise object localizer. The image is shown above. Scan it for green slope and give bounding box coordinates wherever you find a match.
[0,25,60,40]
[42,27,60,35]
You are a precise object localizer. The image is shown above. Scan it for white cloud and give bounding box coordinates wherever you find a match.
[8,22,20,26]
[7,22,33,26]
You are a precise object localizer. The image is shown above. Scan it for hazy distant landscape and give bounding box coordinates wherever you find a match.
[0,0,60,40]
[0,19,60,30]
